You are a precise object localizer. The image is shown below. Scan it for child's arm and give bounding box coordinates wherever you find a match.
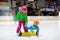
[26,26,29,29]
[26,26,32,29]
[14,11,20,22]
[25,14,28,25]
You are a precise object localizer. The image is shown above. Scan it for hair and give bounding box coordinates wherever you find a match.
[34,20,39,23]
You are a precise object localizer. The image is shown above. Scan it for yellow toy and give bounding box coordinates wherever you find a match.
[19,32,36,37]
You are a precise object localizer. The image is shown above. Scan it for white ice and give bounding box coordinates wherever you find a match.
[0,21,60,40]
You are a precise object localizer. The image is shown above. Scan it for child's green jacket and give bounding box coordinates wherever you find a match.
[15,11,28,23]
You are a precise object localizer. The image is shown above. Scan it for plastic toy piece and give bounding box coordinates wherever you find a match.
[22,32,36,36]
[19,32,37,37]
[18,30,38,36]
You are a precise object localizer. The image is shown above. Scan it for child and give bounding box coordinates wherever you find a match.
[15,3,28,34]
[26,20,39,36]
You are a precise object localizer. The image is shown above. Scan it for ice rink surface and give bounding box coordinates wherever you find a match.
[0,21,60,40]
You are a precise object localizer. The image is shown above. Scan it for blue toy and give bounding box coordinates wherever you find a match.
[26,20,39,36]
[26,25,39,32]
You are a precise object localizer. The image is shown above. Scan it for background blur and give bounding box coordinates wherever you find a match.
[0,0,60,16]
[0,0,60,21]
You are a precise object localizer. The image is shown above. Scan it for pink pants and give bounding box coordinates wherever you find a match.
[16,21,28,33]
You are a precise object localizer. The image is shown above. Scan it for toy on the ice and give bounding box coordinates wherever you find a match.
[19,31,37,36]
[19,20,39,36]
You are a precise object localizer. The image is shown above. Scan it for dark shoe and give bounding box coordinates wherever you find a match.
[19,31,22,36]
[36,31,39,36]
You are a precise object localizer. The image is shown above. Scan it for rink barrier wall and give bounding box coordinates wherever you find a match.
[0,16,59,22]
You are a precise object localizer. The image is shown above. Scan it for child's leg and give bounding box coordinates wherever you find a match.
[16,21,21,33]
[22,21,28,32]
[36,31,39,36]
[36,28,39,36]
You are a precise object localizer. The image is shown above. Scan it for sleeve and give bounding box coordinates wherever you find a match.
[26,26,32,29]
[14,11,20,22]
[25,14,28,24]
